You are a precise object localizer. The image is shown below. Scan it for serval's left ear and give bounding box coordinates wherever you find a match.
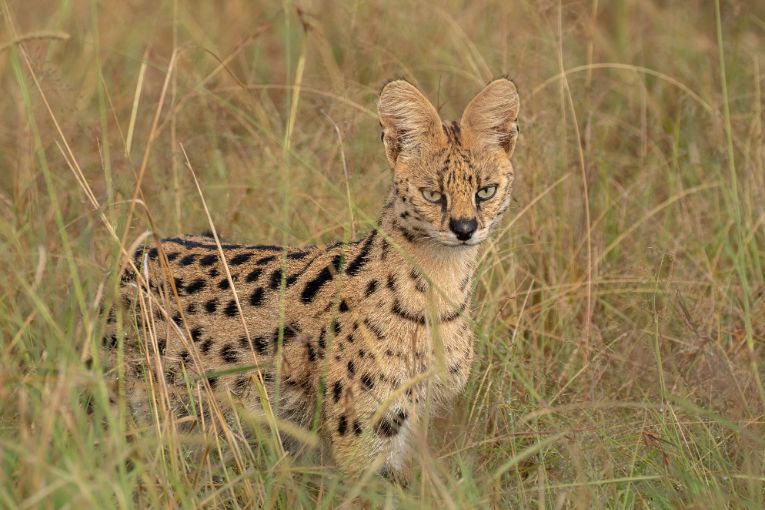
[460,78,520,158]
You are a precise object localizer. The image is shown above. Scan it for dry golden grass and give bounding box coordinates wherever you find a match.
[1,0,764,507]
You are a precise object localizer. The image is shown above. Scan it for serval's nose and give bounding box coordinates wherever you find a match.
[449,217,478,241]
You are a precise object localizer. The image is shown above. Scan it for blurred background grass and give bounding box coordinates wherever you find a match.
[1,0,764,507]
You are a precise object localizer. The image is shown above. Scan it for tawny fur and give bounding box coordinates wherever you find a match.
[104,78,520,477]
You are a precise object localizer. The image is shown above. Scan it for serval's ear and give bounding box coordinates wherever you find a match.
[377,80,447,167]
[460,78,520,157]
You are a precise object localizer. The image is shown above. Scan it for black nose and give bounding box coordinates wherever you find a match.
[449,218,478,241]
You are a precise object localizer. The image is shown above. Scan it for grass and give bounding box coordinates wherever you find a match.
[1,0,764,507]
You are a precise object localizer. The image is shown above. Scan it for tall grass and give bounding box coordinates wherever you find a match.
[1,0,764,507]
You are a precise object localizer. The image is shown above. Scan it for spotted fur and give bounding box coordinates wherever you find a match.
[105,78,520,478]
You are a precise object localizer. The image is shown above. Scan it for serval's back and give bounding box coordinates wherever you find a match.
[105,77,520,478]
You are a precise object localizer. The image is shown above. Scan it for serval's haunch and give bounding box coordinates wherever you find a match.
[104,77,520,478]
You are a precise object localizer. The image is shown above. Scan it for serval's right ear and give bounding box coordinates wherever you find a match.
[377,80,447,167]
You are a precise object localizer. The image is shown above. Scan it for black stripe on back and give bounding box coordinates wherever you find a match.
[346,230,377,276]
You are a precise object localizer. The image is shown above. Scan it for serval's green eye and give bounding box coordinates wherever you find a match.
[476,185,497,201]
[421,189,443,203]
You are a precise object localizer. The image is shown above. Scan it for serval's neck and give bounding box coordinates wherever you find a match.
[375,189,479,307]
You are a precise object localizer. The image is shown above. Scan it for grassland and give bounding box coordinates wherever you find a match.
[1,0,764,507]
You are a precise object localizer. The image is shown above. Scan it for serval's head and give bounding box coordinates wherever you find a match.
[378,78,520,247]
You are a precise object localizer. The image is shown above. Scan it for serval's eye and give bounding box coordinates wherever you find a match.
[421,189,443,203]
[476,185,497,201]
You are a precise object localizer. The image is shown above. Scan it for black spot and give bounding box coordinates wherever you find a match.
[148,247,159,259]
[269,269,283,289]
[223,300,238,317]
[380,239,390,261]
[287,251,309,260]
[376,411,407,438]
[377,419,395,437]
[179,349,190,364]
[230,252,253,265]
[245,268,263,283]
[250,287,265,306]
[200,338,214,354]
[358,349,365,358]
[331,254,343,272]
[207,377,218,389]
[305,342,317,363]
[363,319,385,340]
[361,374,374,391]
[208,267,219,278]
[385,349,395,357]
[285,273,299,286]
[337,415,348,436]
[332,381,342,403]
[345,230,377,276]
[186,302,198,315]
[233,375,250,394]
[318,328,326,349]
[339,300,349,313]
[365,279,378,297]
[172,312,182,326]
[185,278,206,294]
[449,364,461,375]
[347,360,356,378]
[204,298,219,313]
[155,339,166,355]
[392,300,424,324]
[167,252,179,262]
[398,225,417,243]
[331,319,341,336]
[353,419,362,436]
[220,343,239,363]
[352,321,359,330]
[301,266,333,303]
[200,230,214,238]
[240,335,269,355]
[199,254,217,266]
[272,323,299,347]
[180,254,197,266]
[346,333,355,344]
[256,255,276,265]
[191,326,203,342]
[173,277,184,293]
[394,298,466,324]
[387,274,396,291]
[409,268,428,292]
[254,337,269,355]
[285,323,300,339]
[218,278,230,290]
